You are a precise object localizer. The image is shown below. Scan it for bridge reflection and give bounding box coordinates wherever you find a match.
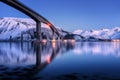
[35,40,75,68]
[0,41,120,79]
[0,41,75,79]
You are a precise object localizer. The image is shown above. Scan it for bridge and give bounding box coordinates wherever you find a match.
[0,0,62,41]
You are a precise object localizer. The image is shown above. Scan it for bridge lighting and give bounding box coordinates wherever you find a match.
[63,39,67,43]
[112,40,120,42]
[52,38,56,43]
[71,39,75,43]
[42,39,47,44]
[52,39,56,49]
[71,39,75,46]
[47,55,51,64]
[52,35,56,42]
[47,23,51,27]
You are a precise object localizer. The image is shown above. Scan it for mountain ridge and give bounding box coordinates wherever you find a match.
[0,17,120,41]
[73,27,120,40]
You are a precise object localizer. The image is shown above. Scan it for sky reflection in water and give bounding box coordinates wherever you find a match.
[0,41,120,79]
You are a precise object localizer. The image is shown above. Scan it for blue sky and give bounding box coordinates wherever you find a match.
[0,0,120,31]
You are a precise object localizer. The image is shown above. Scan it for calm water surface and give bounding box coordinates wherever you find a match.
[0,41,120,80]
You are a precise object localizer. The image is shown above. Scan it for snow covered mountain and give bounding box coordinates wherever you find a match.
[0,17,119,41]
[73,27,120,40]
[0,17,57,40]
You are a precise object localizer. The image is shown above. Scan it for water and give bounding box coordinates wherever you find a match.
[0,41,120,80]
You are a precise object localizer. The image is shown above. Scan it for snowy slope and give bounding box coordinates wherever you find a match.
[111,32,120,39]
[0,17,54,40]
[0,17,119,41]
[73,27,120,40]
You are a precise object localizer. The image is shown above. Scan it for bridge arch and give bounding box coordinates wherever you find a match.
[0,0,62,41]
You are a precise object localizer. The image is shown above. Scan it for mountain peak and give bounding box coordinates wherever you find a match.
[73,27,120,40]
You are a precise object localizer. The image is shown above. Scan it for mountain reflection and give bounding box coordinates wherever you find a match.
[0,41,75,79]
[73,42,120,57]
[0,41,120,66]
[0,42,36,65]
[0,41,75,66]
[0,41,120,79]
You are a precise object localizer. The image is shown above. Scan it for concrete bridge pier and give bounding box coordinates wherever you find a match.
[36,21,42,41]
[36,44,41,67]
[52,32,55,40]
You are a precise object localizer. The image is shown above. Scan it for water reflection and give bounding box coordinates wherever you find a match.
[0,41,75,79]
[38,42,120,80]
[0,41,120,79]
[0,41,120,67]
[73,42,120,57]
[0,42,36,65]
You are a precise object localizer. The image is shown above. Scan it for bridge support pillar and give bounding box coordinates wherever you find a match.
[53,32,55,40]
[36,44,41,67]
[36,21,42,41]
